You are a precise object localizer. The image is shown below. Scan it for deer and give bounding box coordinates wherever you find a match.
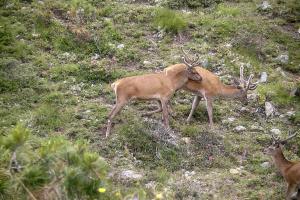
[105,52,202,137]
[264,130,300,200]
[183,53,259,126]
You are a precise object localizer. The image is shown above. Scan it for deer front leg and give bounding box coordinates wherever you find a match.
[286,183,298,200]
[204,96,213,127]
[160,99,169,128]
[186,95,201,123]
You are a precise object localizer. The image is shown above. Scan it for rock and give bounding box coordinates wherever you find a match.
[286,111,295,117]
[202,59,209,68]
[259,1,271,10]
[261,161,271,169]
[143,60,151,65]
[260,72,268,83]
[234,126,246,132]
[250,125,264,132]
[181,137,191,145]
[228,117,236,123]
[229,168,239,175]
[91,53,100,60]
[270,128,281,136]
[119,170,143,181]
[117,44,124,49]
[276,54,289,64]
[265,101,275,118]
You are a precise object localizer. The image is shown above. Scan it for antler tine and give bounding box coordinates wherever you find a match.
[280,130,299,144]
[246,74,254,90]
[190,54,200,67]
[239,65,245,85]
[182,57,192,68]
[181,47,193,63]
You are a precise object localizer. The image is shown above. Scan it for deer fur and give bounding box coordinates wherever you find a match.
[184,65,258,126]
[265,131,300,200]
[105,63,202,137]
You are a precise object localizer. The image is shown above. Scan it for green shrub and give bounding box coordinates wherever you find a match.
[163,0,223,9]
[153,8,187,34]
[49,64,80,81]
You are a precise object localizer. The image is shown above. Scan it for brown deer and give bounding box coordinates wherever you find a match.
[105,52,202,137]
[264,130,300,200]
[183,61,259,126]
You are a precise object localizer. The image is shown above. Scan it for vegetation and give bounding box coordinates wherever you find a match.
[0,0,299,199]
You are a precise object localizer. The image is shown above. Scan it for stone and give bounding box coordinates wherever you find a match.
[265,101,275,118]
[143,60,151,65]
[286,111,295,117]
[91,53,100,60]
[270,128,281,136]
[120,170,143,180]
[181,137,191,145]
[117,44,124,49]
[229,168,239,174]
[259,1,271,10]
[261,161,271,169]
[260,72,268,83]
[276,54,289,64]
[250,125,264,131]
[228,117,236,123]
[234,126,246,132]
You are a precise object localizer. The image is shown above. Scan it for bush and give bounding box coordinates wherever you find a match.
[153,8,187,34]
[163,0,223,9]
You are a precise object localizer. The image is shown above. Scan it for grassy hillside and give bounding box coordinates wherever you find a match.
[0,0,300,199]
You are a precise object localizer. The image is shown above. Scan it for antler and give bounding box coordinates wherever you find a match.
[238,65,259,91]
[181,47,201,69]
[280,130,299,144]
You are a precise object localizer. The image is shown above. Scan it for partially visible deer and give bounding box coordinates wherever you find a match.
[105,52,202,137]
[184,61,259,126]
[264,131,300,200]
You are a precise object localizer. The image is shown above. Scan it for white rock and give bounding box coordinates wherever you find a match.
[120,170,143,180]
[261,161,271,169]
[229,168,239,174]
[250,125,264,131]
[260,1,271,10]
[260,72,268,83]
[286,111,295,117]
[143,60,151,65]
[181,137,191,144]
[228,117,236,122]
[91,53,100,60]
[265,101,275,117]
[117,44,124,49]
[276,54,289,64]
[234,126,246,132]
[270,128,281,136]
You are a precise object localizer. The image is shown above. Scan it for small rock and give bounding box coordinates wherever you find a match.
[259,1,271,10]
[250,125,264,131]
[143,60,151,65]
[202,59,209,68]
[234,126,246,132]
[91,53,100,60]
[276,54,289,64]
[260,72,268,83]
[240,107,249,112]
[119,170,143,180]
[181,137,191,145]
[229,168,239,175]
[270,128,281,136]
[261,161,271,169]
[32,33,40,38]
[228,117,236,123]
[265,101,275,118]
[286,111,295,117]
[117,44,124,49]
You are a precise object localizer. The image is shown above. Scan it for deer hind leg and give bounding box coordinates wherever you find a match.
[105,98,128,138]
[187,95,201,123]
[204,95,213,127]
[142,100,162,116]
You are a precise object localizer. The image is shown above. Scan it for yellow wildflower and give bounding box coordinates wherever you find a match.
[98,187,106,193]
[155,193,163,199]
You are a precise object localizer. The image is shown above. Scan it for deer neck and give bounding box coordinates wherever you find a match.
[219,84,243,98]
[272,149,292,176]
[167,70,188,91]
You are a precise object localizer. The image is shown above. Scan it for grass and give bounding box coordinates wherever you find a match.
[0,0,299,199]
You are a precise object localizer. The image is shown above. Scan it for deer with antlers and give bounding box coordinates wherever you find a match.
[105,52,202,137]
[265,131,300,200]
[182,48,259,126]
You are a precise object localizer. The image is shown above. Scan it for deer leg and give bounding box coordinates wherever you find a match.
[204,96,214,127]
[105,100,127,138]
[160,99,169,128]
[286,184,298,200]
[141,100,162,116]
[187,96,201,123]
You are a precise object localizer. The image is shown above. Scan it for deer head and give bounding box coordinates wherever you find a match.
[181,47,202,81]
[265,130,299,156]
